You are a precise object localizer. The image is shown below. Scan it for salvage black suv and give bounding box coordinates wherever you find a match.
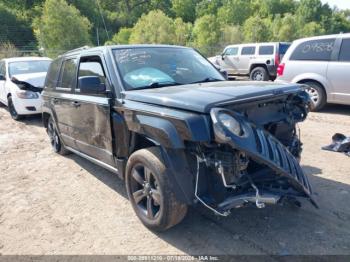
[42,45,316,231]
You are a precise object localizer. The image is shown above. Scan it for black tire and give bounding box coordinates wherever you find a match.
[47,117,70,155]
[125,147,188,231]
[250,67,269,81]
[303,81,327,111]
[7,96,23,120]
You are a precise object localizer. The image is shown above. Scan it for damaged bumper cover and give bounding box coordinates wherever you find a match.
[203,107,318,213]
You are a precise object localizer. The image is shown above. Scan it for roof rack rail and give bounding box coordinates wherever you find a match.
[61,45,90,56]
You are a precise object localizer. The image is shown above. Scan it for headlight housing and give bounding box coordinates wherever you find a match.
[210,108,244,142]
[218,112,242,136]
[16,90,39,99]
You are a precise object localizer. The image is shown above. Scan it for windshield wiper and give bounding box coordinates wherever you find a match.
[190,77,224,84]
[133,81,182,90]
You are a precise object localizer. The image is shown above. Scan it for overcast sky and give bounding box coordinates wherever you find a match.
[321,0,350,10]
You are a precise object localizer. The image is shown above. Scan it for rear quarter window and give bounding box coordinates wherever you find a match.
[259,46,274,55]
[290,38,335,61]
[339,38,350,62]
[45,58,62,89]
[241,46,256,55]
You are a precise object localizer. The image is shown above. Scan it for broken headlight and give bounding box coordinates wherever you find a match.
[16,90,39,99]
[211,108,243,142]
[218,112,242,136]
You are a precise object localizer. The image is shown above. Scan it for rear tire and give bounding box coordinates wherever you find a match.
[7,96,23,120]
[250,67,269,81]
[125,147,188,231]
[303,81,326,111]
[47,117,70,155]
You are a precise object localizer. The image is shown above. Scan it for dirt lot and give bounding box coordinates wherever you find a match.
[0,103,350,255]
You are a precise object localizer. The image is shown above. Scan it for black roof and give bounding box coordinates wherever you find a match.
[60,44,191,57]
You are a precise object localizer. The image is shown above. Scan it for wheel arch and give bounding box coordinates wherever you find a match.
[249,63,268,73]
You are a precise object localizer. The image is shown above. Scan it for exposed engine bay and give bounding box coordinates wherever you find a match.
[189,91,316,216]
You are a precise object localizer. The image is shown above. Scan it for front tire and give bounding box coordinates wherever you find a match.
[7,96,23,120]
[250,67,269,81]
[125,147,188,231]
[47,117,70,155]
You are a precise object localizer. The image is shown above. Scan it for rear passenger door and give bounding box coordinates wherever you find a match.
[239,46,256,74]
[53,57,78,148]
[327,37,350,104]
[73,54,114,166]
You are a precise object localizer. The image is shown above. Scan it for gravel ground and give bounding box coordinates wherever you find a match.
[0,103,350,255]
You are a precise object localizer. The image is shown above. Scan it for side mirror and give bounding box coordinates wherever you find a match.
[221,54,225,60]
[220,69,229,80]
[79,76,106,94]
[0,74,6,81]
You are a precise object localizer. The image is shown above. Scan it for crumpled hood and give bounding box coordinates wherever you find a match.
[123,81,303,113]
[12,72,47,88]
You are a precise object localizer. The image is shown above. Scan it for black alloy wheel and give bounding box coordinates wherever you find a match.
[129,164,162,220]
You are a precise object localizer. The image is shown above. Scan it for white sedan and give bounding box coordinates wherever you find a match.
[0,57,51,120]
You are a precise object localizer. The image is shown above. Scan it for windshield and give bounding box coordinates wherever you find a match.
[113,47,225,90]
[9,60,51,77]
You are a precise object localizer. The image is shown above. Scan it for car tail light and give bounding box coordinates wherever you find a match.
[275,53,280,66]
[277,63,285,76]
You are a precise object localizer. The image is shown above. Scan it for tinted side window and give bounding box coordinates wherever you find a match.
[45,58,62,89]
[77,56,106,92]
[225,47,238,55]
[339,38,350,62]
[259,46,274,55]
[0,61,5,76]
[241,46,256,55]
[58,58,77,90]
[279,43,290,55]
[290,39,335,61]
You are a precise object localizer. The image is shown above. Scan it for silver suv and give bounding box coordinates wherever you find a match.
[208,42,290,81]
[276,33,350,111]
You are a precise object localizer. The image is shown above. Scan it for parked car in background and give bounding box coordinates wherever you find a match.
[42,45,315,231]
[276,33,350,111]
[0,57,52,120]
[208,42,290,81]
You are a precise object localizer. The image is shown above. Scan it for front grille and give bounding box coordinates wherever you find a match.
[254,128,312,195]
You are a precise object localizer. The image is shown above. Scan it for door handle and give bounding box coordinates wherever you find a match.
[52,98,59,104]
[71,101,81,107]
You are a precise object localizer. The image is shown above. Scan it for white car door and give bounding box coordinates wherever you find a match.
[0,61,6,104]
[239,46,256,74]
[327,37,350,105]
[219,47,240,74]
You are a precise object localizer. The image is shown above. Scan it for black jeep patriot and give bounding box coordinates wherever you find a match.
[42,45,316,231]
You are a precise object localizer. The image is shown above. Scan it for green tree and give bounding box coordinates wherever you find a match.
[174,18,192,45]
[192,14,221,56]
[0,4,36,49]
[109,27,132,44]
[171,0,197,23]
[129,10,175,44]
[299,21,325,37]
[217,0,252,25]
[34,0,92,57]
[219,25,244,47]
[195,0,223,18]
[271,13,298,41]
[243,16,272,42]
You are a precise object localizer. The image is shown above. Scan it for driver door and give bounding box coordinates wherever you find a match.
[73,54,114,166]
[219,47,239,75]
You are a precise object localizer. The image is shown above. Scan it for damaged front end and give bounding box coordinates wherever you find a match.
[192,91,317,216]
